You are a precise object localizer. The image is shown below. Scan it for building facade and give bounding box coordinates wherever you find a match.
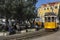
[38,2,60,22]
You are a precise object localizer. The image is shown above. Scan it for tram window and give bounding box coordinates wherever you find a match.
[45,17,47,22]
[48,17,50,22]
[52,17,54,22]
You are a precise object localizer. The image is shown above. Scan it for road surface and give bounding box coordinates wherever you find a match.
[30,29,60,40]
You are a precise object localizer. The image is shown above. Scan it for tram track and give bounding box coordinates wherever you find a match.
[24,30,58,40]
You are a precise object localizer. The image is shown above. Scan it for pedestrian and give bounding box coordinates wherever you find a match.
[35,23,39,31]
[0,25,2,31]
[12,25,16,34]
[13,24,17,30]
[16,23,20,31]
[25,23,28,32]
[8,25,16,35]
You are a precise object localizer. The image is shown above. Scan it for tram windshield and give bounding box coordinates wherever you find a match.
[52,17,55,22]
[45,17,56,22]
[48,17,50,22]
[45,17,51,22]
[45,17,47,22]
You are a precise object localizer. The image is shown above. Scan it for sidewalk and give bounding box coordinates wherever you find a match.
[16,28,36,34]
[0,32,9,36]
[0,28,43,37]
[0,28,36,36]
[0,29,44,40]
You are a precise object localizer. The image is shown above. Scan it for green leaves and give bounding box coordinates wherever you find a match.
[0,0,37,20]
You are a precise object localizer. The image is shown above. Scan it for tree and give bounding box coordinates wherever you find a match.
[21,0,37,20]
[0,0,37,21]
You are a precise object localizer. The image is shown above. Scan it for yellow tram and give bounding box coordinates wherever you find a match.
[34,17,42,27]
[44,12,59,31]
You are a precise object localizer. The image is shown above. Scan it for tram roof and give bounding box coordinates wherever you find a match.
[45,16,57,17]
[44,12,56,16]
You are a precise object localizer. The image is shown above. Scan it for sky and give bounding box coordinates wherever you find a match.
[36,0,60,8]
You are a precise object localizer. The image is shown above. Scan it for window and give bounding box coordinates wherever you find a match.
[44,8,46,10]
[52,17,54,22]
[48,17,51,22]
[45,17,47,22]
[47,8,49,10]
[52,17,56,22]
[55,6,57,9]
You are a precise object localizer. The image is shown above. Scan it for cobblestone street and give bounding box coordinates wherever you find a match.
[31,29,60,40]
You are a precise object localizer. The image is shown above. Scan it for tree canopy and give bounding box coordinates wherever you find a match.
[0,0,37,21]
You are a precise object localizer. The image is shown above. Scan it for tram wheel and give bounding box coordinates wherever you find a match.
[45,29,52,32]
[53,27,59,32]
